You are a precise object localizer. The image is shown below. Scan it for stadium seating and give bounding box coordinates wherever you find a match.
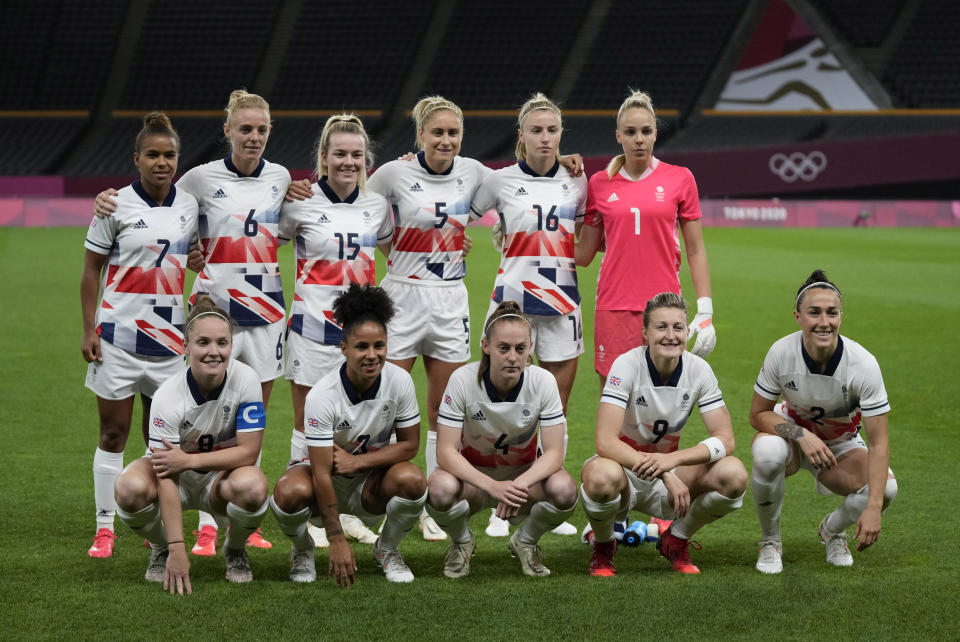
[810,0,905,48]
[884,0,960,107]
[0,118,88,175]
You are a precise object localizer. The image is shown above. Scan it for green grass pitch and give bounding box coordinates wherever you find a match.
[0,225,957,640]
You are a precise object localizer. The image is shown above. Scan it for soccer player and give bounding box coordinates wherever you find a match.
[81,112,199,559]
[426,301,579,578]
[580,293,747,576]
[750,270,897,573]
[270,283,427,585]
[113,296,270,594]
[469,93,586,537]
[279,113,392,548]
[94,89,289,554]
[576,90,715,384]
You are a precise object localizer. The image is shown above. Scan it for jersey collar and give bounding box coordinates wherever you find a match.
[186,368,228,405]
[131,181,176,208]
[318,176,360,204]
[417,151,454,175]
[800,335,844,376]
[645,348,683,387]
[482,368,524,402]
[340,363,382,404]
[224,155,265,178]
[519,159,559,178]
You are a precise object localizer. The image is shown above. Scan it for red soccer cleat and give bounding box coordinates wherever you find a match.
[657,526,701,574]
[588,539,618,577]
[246,528,272,550]
[88,528,117,558]
[649,516,673,539]
[191,525,218,557]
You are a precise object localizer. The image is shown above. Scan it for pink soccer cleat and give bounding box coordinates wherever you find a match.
[88,528,117,558]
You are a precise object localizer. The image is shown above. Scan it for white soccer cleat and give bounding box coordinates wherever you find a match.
[341,514,378,544]
[419,512,447,541]
[289,546,316,583]
[307,523,329,549]
[373,538,414,583]
[756,540,783,574]
[144,547,168,582]
[485,509,510,537]
[508,531,550,577]
[551,521,578,536]
[819,517,853,567]
[223,547,254,583]
[442,531,476,579]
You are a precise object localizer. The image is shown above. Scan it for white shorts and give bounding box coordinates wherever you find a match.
[485,301,584,362]
[177,468,221,512]
[284,331,344,387]
[85,339,184,400]
[296,464,382,527]
[231,319,285,382]
[382,275,470,363]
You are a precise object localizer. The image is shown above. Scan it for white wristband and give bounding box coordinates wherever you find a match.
[696,297,713,316]
[699,436,725,462]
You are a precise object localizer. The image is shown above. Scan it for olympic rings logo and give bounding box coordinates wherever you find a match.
[769,151,827,182]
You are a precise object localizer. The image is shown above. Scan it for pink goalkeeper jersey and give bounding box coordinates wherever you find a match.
[584,158,701,311]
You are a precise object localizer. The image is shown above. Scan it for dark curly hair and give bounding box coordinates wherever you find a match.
[332,283,395,339]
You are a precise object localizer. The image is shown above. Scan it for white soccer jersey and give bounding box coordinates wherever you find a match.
[148,359,266,454]
[470,161,587,316]
[438,362,565,468]
[178,157,291,326]
[754,332,890,444]
[279,179,392,345]
[368,153,490,281]
[601,347,725,454]
[303,362,420,454]
[84,182,199,357]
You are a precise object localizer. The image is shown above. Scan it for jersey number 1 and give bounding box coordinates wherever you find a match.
[632,207,641,236]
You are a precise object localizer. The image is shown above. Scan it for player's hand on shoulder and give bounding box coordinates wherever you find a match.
[559,153,584,177]
[285,179,313,202]
[94,188,119,218]
[397,152,416,161]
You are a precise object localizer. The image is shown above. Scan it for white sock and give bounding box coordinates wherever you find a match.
[517,499,577,545]
[269,496,312,551]
[290,428,308,465]
[225,500,268,550]
[379,491,428,550]
[580,486,621,544]
[752,435,789,542]
[425,431,438,478]
[824,484,869,534]
[197,511,218,530]
[117,502,166,548]
[883,476,898,512]
[93,448,123,530]
[489,507,505,522]
[671,491,744,540]
[425,498,471,544]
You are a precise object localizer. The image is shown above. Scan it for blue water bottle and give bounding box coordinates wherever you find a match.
[621,521,648,547]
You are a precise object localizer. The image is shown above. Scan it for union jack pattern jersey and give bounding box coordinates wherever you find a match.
[178,157,291,326]
[279,179,392,345]
[149,359,265,454]
[601,347,724,454]
[368,153,490,281]
[84,182,199,357]
[754,332,890,444]
[471,161,586,316]
[438,362,565,469]
[584,158,701,311]
[303,362,420,453]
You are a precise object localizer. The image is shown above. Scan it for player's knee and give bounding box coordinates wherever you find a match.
[98,421,130,452]
[426,470,459,509]
[580,458,622,502]
[114,471,153,511]
[228,468,269,509]
[544,471,578,509]
[272,473,312,513]
[716,456,749,496]
[751,435,789,478]
[883,476,898,510]
[390,463,428,499]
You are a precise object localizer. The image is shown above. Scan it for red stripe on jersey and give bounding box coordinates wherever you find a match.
[135,320,184,354]
[520,281,576,315]
[393,226,465,253]
[204,234,278,265]
[460,435,539,468]
[785,405,859,442]
[503,230,574,259]
[107,265,184,295]
[225,288,285,323]
[322,310,341,327]
[296,258,375,286]
[620,433,680,454]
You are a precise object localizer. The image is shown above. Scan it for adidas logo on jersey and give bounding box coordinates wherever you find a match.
[471,410,486,421]
[784,380,798,391]
[607,192,619,202]
[133,218,148,229]
[318,214,331,224]
[636,396,648,407]
[515,187,529,197]
[335,420,352,432]
[410,182,423,192]
[213,188,227,199]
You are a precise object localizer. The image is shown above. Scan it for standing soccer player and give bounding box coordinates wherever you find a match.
[94,89,290,554]
[81,112,199,559]
[114,297,270,593]
[750,270,897,573]
[576,90,715,383]
[580,293,747,576]
[270,284,427,585]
